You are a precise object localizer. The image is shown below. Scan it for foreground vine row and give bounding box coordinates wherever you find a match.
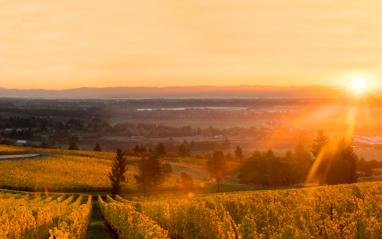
[0,190,92,239]
[103,182,382,239]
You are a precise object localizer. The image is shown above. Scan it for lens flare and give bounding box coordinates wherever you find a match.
[351,77,366,90]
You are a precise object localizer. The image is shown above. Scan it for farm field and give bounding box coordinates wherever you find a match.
[0,145,199,192]
[3,181,382,238]
[0,189,92,238]
[100,181,382,238]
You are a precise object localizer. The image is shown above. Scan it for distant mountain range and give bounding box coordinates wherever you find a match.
[0,85,345,99]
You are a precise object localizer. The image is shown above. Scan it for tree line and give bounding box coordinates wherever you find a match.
[235,131,365,188]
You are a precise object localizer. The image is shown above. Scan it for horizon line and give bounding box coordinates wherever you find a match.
[0,84,340,91]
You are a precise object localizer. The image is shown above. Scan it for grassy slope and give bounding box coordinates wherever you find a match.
[0,145,200,192]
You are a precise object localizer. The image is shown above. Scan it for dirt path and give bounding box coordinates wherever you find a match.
[0,154,48,161]
[167,162,210,180]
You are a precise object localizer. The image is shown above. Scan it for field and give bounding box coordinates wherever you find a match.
[0,145,195,192]
[100,181,382,238]
[3,144,382,238]
[3,180,382,238]
[0,189,92,238]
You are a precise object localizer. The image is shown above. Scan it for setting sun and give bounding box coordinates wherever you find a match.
[351,77,366,90]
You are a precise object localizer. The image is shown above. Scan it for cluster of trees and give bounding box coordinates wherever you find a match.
[109,148,173,196]
[310,131,358,185]
[109,122,271,138]
[358,158,382,176]
[2,128,34,140]
[123,140,247,166]
[237,131,361,187]
[238,145,311,187]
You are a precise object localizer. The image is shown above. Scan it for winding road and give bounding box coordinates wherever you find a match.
[0,154,48,161]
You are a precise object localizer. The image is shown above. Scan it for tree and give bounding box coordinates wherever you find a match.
[178,172,194,191]
[358,158,372,177]
[292,143,312,185]
[221,138,230,150]
[161,163,173,180]
[206,151,228,192]
[313,138,359,185]
[311,130,329,158]
[109,149,128,196]
[234,146,244,161]
[238,149,293,187]
[39,141,48,149]
[225,152,234,161]
[139,145,147,154]
[337,138,358,184]
[178,144,190,157]
[93,142,102,152]
[155,142,167,157]
[68,142,78,150]
[133,145,141,155]
[134,155,166,196]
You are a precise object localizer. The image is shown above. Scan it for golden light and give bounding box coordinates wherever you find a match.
[351,77,366,90]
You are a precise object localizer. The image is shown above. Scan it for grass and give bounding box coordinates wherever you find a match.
[87,202,114,239]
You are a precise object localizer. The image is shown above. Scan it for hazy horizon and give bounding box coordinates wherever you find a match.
[0,84,353,99]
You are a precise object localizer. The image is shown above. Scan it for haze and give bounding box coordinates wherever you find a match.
[2,0,382,90]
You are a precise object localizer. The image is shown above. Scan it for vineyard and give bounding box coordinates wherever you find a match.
[97,181,382,239]
[0,190,92,239]
[0,145,181,192]
[2,181,382,238]
[3,144,382,238]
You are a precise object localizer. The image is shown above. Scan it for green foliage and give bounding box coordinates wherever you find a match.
[134,182,382,238]
[133,144,146,155]
[93,142,102,152]
[358,158,373,176]
[234,145,244,160]
[311,130,329,158]
[239,149,295,187]
[108,149,128,196]
[155,143,167,157]
[292,143,312,184]
[68,142,78,150]
[134,156,166,196]
[99,196,169,238]
[313,137,358,185]
[178,144,191,157]
[178,172,194,191]
[206,151,228,192]
[225,152,234,161]
[221,138,230,149]
[161,163,172,178]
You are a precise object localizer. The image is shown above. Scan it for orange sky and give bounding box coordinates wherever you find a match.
[1,0,382,89]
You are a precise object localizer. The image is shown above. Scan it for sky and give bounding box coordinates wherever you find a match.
[1,0,382,90]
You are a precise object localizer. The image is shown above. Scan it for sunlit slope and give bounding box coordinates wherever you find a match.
[0,145,180,192]
[0,154,113,191]
[113,181,382,239]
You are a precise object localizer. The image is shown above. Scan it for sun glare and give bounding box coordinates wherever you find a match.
[351,77,366,90]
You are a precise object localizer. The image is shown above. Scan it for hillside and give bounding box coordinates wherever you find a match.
[0,145,193,192]
[0,85,344,99]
